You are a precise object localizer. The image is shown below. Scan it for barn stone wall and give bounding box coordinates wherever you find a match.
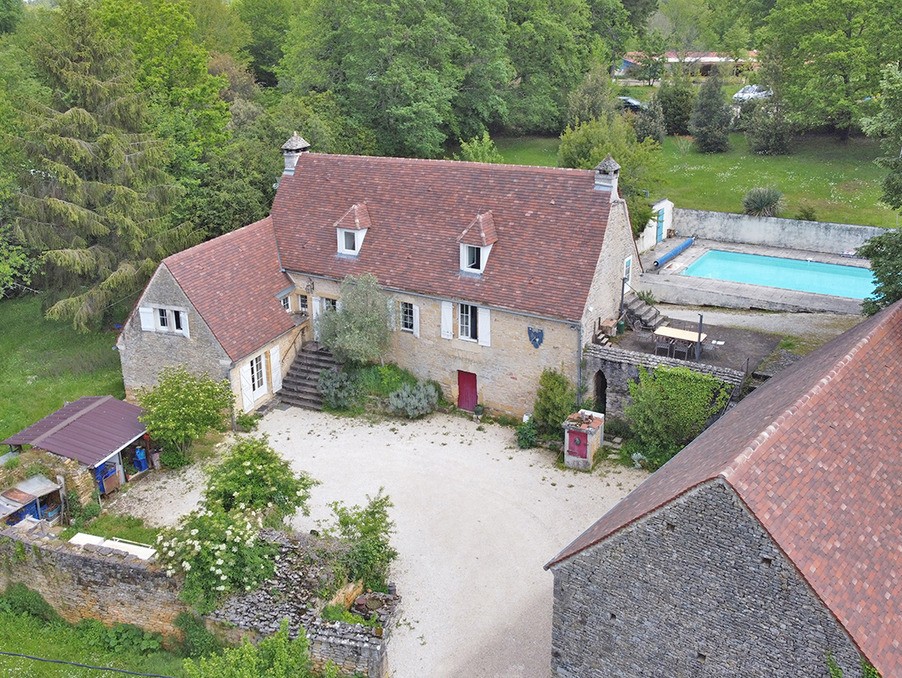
[549,480,862,677]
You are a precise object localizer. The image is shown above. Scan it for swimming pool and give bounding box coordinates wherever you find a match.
[682,250,874,299]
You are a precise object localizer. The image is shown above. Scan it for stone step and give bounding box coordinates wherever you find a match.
[278,392,323,411]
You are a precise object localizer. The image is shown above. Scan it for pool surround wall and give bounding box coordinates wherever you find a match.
[672,209,883,254]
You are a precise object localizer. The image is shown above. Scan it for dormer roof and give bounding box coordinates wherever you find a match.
[458,211,498,247]
[334,203,372,231]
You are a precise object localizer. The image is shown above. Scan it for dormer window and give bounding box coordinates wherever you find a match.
[334,203,372,257]
[460,244,489,273]
[457,211,497,275]
[339,229,360,255]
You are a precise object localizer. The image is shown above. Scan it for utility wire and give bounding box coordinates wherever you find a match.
[0,649,176,677]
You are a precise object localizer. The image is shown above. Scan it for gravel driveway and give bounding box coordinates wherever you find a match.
[112,409,645,677]
[261,409,645,678]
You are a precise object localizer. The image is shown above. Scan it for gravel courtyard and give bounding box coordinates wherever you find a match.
[114,409,646,677]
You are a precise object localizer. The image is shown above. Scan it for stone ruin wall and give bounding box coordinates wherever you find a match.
[0,521,397,676]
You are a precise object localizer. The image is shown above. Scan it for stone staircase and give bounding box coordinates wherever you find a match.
[278,344,340,411]
[624,292,666,331]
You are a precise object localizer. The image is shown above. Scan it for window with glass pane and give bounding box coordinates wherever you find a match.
[401,302,414,332]
[344,231,357,251]
[251,355,264,391]
[459,303,478,340]
[466,246,481,270]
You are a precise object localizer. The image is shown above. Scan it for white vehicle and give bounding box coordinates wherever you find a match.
[732,84,772,103]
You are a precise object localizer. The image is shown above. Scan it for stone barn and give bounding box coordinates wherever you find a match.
[545,300,901,678]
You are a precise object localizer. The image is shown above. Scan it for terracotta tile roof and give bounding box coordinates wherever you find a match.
[2,396,146,467]
[271,154,615,322]
[163,217,295,362]
[334,203,372,231]
[458,211,498,247]
[546,301,902,674]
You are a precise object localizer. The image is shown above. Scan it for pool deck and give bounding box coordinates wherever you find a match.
[638,239,869,314]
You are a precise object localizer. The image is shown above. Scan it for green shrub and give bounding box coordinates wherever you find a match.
[634,96,666,144]
[689,67,731,153]
[235,411,260,432]
[183,620,313,677]
[794,203,817,221]
[320,603,380,628]
[175,612,222,658]
[352,363,417,397]
[746,100,793,155]
[625,366,731,470]
[0,584,61,623]
[387,382,439,419]
[138,367,233,455]
[743,187,784,217]
[160,448,191,469]
[205,435,317,525]
[603,416,631,440]
[98,623,163,655]
[324,490,397,593]
[516,419,538,449]
[657,78,695,135]
[532,369,576,437]
[317,368,360,410]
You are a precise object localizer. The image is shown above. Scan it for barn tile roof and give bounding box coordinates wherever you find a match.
[2,396,146,467]
[162,217,295,362]
[271,154,615,322]
[546,300,902,675]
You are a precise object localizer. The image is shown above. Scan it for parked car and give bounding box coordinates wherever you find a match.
[617,96,646,112]
[732,85,772,103]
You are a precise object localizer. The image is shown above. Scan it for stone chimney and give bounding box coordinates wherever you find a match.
[281,131,310,176]
[594,155,620,200]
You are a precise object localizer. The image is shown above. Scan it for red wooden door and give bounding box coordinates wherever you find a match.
[457,371,478,411]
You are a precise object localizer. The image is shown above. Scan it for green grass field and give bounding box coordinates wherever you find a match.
[495,133,898,228]
[0,610,186,677]
[0,296,125,441]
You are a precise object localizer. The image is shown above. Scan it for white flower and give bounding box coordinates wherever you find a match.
[190,529,198,536]
[220,574,227,580]
[215,568,222,575]
[167,550,175,557]
[245,469,252,475]
[182,561,192,571]
[216,558,224,565]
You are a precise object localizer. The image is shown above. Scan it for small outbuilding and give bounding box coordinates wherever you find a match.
[2,396,149,497]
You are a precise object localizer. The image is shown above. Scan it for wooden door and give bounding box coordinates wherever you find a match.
[457,371,477,411]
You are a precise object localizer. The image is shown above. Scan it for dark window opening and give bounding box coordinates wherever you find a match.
[466,245,482,270]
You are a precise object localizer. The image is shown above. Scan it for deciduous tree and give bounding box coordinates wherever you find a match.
[862,64,902,213]
[857,229,902,316]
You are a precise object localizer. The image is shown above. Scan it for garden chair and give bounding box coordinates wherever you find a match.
[654,337,673,357]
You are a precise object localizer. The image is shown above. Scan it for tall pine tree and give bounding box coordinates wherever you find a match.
[689,66,731,153]
[15,0,192,330]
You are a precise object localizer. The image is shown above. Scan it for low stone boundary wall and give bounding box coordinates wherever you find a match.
[0,521,186,637]
[585,344,744,417]
[673,209,883,254]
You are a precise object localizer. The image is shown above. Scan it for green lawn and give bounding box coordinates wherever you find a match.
[0,610,186,677]
[495,133,898,228]
[0,296,125,441]
[60,513,161,544]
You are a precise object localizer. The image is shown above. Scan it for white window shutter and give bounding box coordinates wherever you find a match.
[441,302,453,339]
[477,308,491,346]
[336,298,343,312]
[412,305,420,338]
[138,307,154,331]
[181,313,190,339]
[388,300,397,331]
[270,346,282,392]
[239,362,254,412]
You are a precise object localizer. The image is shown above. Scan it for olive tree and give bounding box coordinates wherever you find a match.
[317,273,391,364]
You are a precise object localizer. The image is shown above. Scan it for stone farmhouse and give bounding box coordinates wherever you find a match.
[545,300,901,677]
[118,136,640,416]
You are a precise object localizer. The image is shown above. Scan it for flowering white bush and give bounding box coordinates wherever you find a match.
[156,507,276,613]
[205,436,317,527]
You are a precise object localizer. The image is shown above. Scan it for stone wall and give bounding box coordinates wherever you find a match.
[0,521,186,637]
[549,480,862,677]
[580,199,641,344]
[0,449,95,506]
[584,345,743,418]
[299,276,581,418]
[119,264,231,401]
[673,208,883,254]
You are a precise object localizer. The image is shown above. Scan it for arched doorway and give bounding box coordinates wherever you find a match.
[594,371,607,413]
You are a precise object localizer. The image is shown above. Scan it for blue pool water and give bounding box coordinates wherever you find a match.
[682,250,875,299]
